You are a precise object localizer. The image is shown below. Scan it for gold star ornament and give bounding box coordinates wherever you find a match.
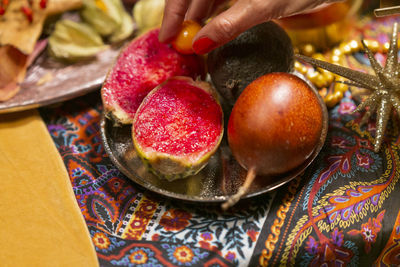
[296,22,400,152]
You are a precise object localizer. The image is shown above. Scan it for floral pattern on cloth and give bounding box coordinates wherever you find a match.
[40,93,274,266]
[39,11,400,267]
[253,94,400,266]
[90,226,230,266]
[250,16,400,267]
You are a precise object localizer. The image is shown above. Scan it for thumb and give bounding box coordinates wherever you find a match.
[192,1,268,54]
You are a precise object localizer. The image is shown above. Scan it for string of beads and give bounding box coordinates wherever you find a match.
[294,39,397,107]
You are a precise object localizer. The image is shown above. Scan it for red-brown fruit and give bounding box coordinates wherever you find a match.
[227,72,324,176]
[102,28,204,124]
[132,76,224,181]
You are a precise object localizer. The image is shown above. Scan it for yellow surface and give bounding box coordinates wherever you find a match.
[0,110,99,267]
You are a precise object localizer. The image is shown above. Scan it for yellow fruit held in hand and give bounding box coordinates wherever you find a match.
[172,20,202,54]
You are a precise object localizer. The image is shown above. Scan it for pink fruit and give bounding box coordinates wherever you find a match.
[102,28,204,124]
[132,76,224,181]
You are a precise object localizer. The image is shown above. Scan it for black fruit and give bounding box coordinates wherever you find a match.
[207,21,294,106]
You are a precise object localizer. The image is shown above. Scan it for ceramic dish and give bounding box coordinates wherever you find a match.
[0,45,123,114]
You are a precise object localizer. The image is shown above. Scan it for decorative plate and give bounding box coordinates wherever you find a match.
[0,45,123,114]
[100,77,328,203]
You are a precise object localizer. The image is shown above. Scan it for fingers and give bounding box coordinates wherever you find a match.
[191,0,338,55]
[159,0,340,53]
[159,0,191,43]
[186,0,215,23]
[159,0,228,43]
[192,0,265,54]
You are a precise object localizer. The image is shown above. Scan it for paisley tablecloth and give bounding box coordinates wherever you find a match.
[38,12,400,267]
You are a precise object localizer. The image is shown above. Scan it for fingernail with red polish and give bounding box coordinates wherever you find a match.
[193,37,217,55]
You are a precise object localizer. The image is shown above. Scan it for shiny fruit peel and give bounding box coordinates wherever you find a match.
[171,20,201,55]
[227,72,324,176]
[102,28,204,124]
[132,76,224,181]
[223,72,325,209]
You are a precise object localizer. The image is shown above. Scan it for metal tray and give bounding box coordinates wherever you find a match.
[100,83,328,203]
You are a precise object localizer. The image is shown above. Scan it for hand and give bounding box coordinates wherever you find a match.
[158,0,341,54]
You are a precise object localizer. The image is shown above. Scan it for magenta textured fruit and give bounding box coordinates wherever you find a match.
[132,76,224,181]
[102,28,204,124]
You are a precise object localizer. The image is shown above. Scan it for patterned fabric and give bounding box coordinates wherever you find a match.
[40,93,274,266]
[251,16,400,267]
[40,13,400,267]
[252,96,400,266]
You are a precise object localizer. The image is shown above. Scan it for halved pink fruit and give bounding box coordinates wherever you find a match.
[132,76,224,181]
[102,28,204,124]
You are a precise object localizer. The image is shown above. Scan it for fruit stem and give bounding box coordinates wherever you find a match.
[221,167,256,210]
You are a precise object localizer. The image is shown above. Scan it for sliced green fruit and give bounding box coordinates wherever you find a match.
[133,0,164,34]
[48,19,108,62]
[80,0,122,36]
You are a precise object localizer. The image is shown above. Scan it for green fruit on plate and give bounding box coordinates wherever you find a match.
[207,21,294,106]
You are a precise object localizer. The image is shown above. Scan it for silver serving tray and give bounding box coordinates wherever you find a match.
[100,79,328,203]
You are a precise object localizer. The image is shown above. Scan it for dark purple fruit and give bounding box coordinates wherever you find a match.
[207,21,294,106]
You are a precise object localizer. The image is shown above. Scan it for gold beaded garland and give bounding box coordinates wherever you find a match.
[295,39,399,108]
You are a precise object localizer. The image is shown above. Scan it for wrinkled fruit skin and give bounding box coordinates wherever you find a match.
[227,73,324,176]
[132,76,224,181]
[207,21,294,106]
[102,28,204,124]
